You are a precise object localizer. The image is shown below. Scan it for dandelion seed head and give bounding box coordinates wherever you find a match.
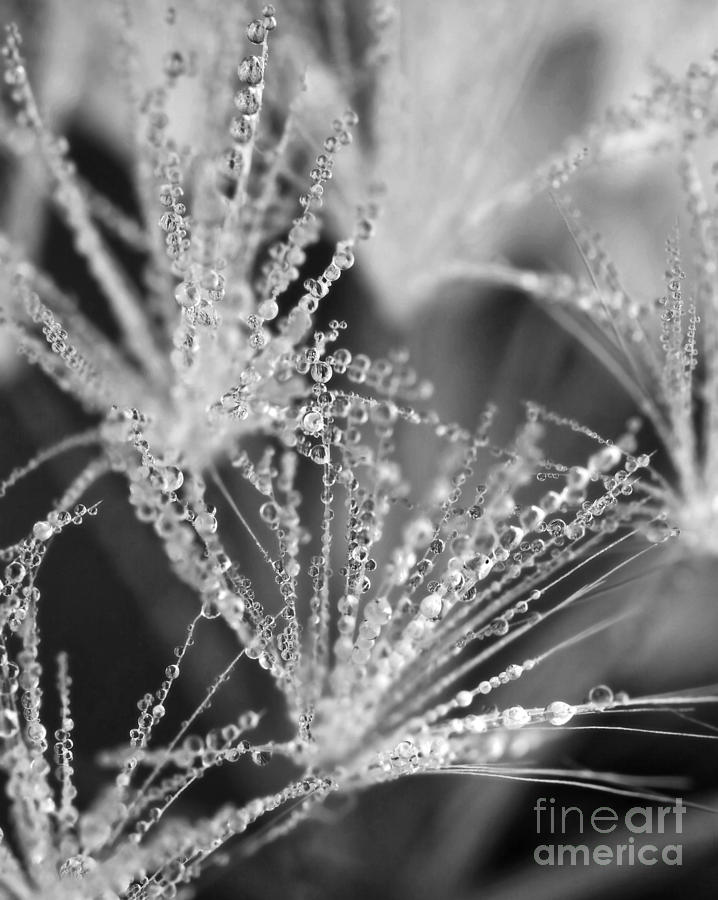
[537,87,718,557]
[0,8,370,474]
[0,6,715,898]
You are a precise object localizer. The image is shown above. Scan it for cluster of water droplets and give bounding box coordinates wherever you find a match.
[0,8,384,482]
[0,8,713,899]
[200,392,665,787]
[0,487,353,899]
[529,61,718,557]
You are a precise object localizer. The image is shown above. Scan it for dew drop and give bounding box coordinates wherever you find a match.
[311,361,332,383]
[238,56,264,84]
[546,700,574,726]
[302,410,324,435]
[564,522,585,541]
[587,684,614,709]
[234,88,260,115]
[32,520,53,541]
[175,282,200,308]
[247,19,266,43]
[309,445,330,465]
[251,750,271,766]
[259,502,279,523]
[5,561,25,583]
[502,705,530,729]
[258,298,278,319]
[419,593,442,619]
[195,511,217,536]
[644,519,671,544]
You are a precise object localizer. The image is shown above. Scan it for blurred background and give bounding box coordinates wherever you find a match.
[1,1,718,897]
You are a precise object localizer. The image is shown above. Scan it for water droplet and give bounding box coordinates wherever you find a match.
[309,445,330,465]
[162,466,184,493]
[262,5,277,29]
[251,750,271,766]
[238,56,264,85]
[546,700,574,726]
[5,561,25,583]
[230,116,254,143]
[564,522,586,541]
[587,684,614,709]
[175,282,200,308]
[195,511,217,536]
[258,298,278,319]
[302,410,324,435]
[311,361,332,383]
[502,705,530,729]
[259,502,279,523]
[419,593,442,619]
[235,88,260,115]
[247,19,266,43]
[32,520,53,541]
[644,519,671,544]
